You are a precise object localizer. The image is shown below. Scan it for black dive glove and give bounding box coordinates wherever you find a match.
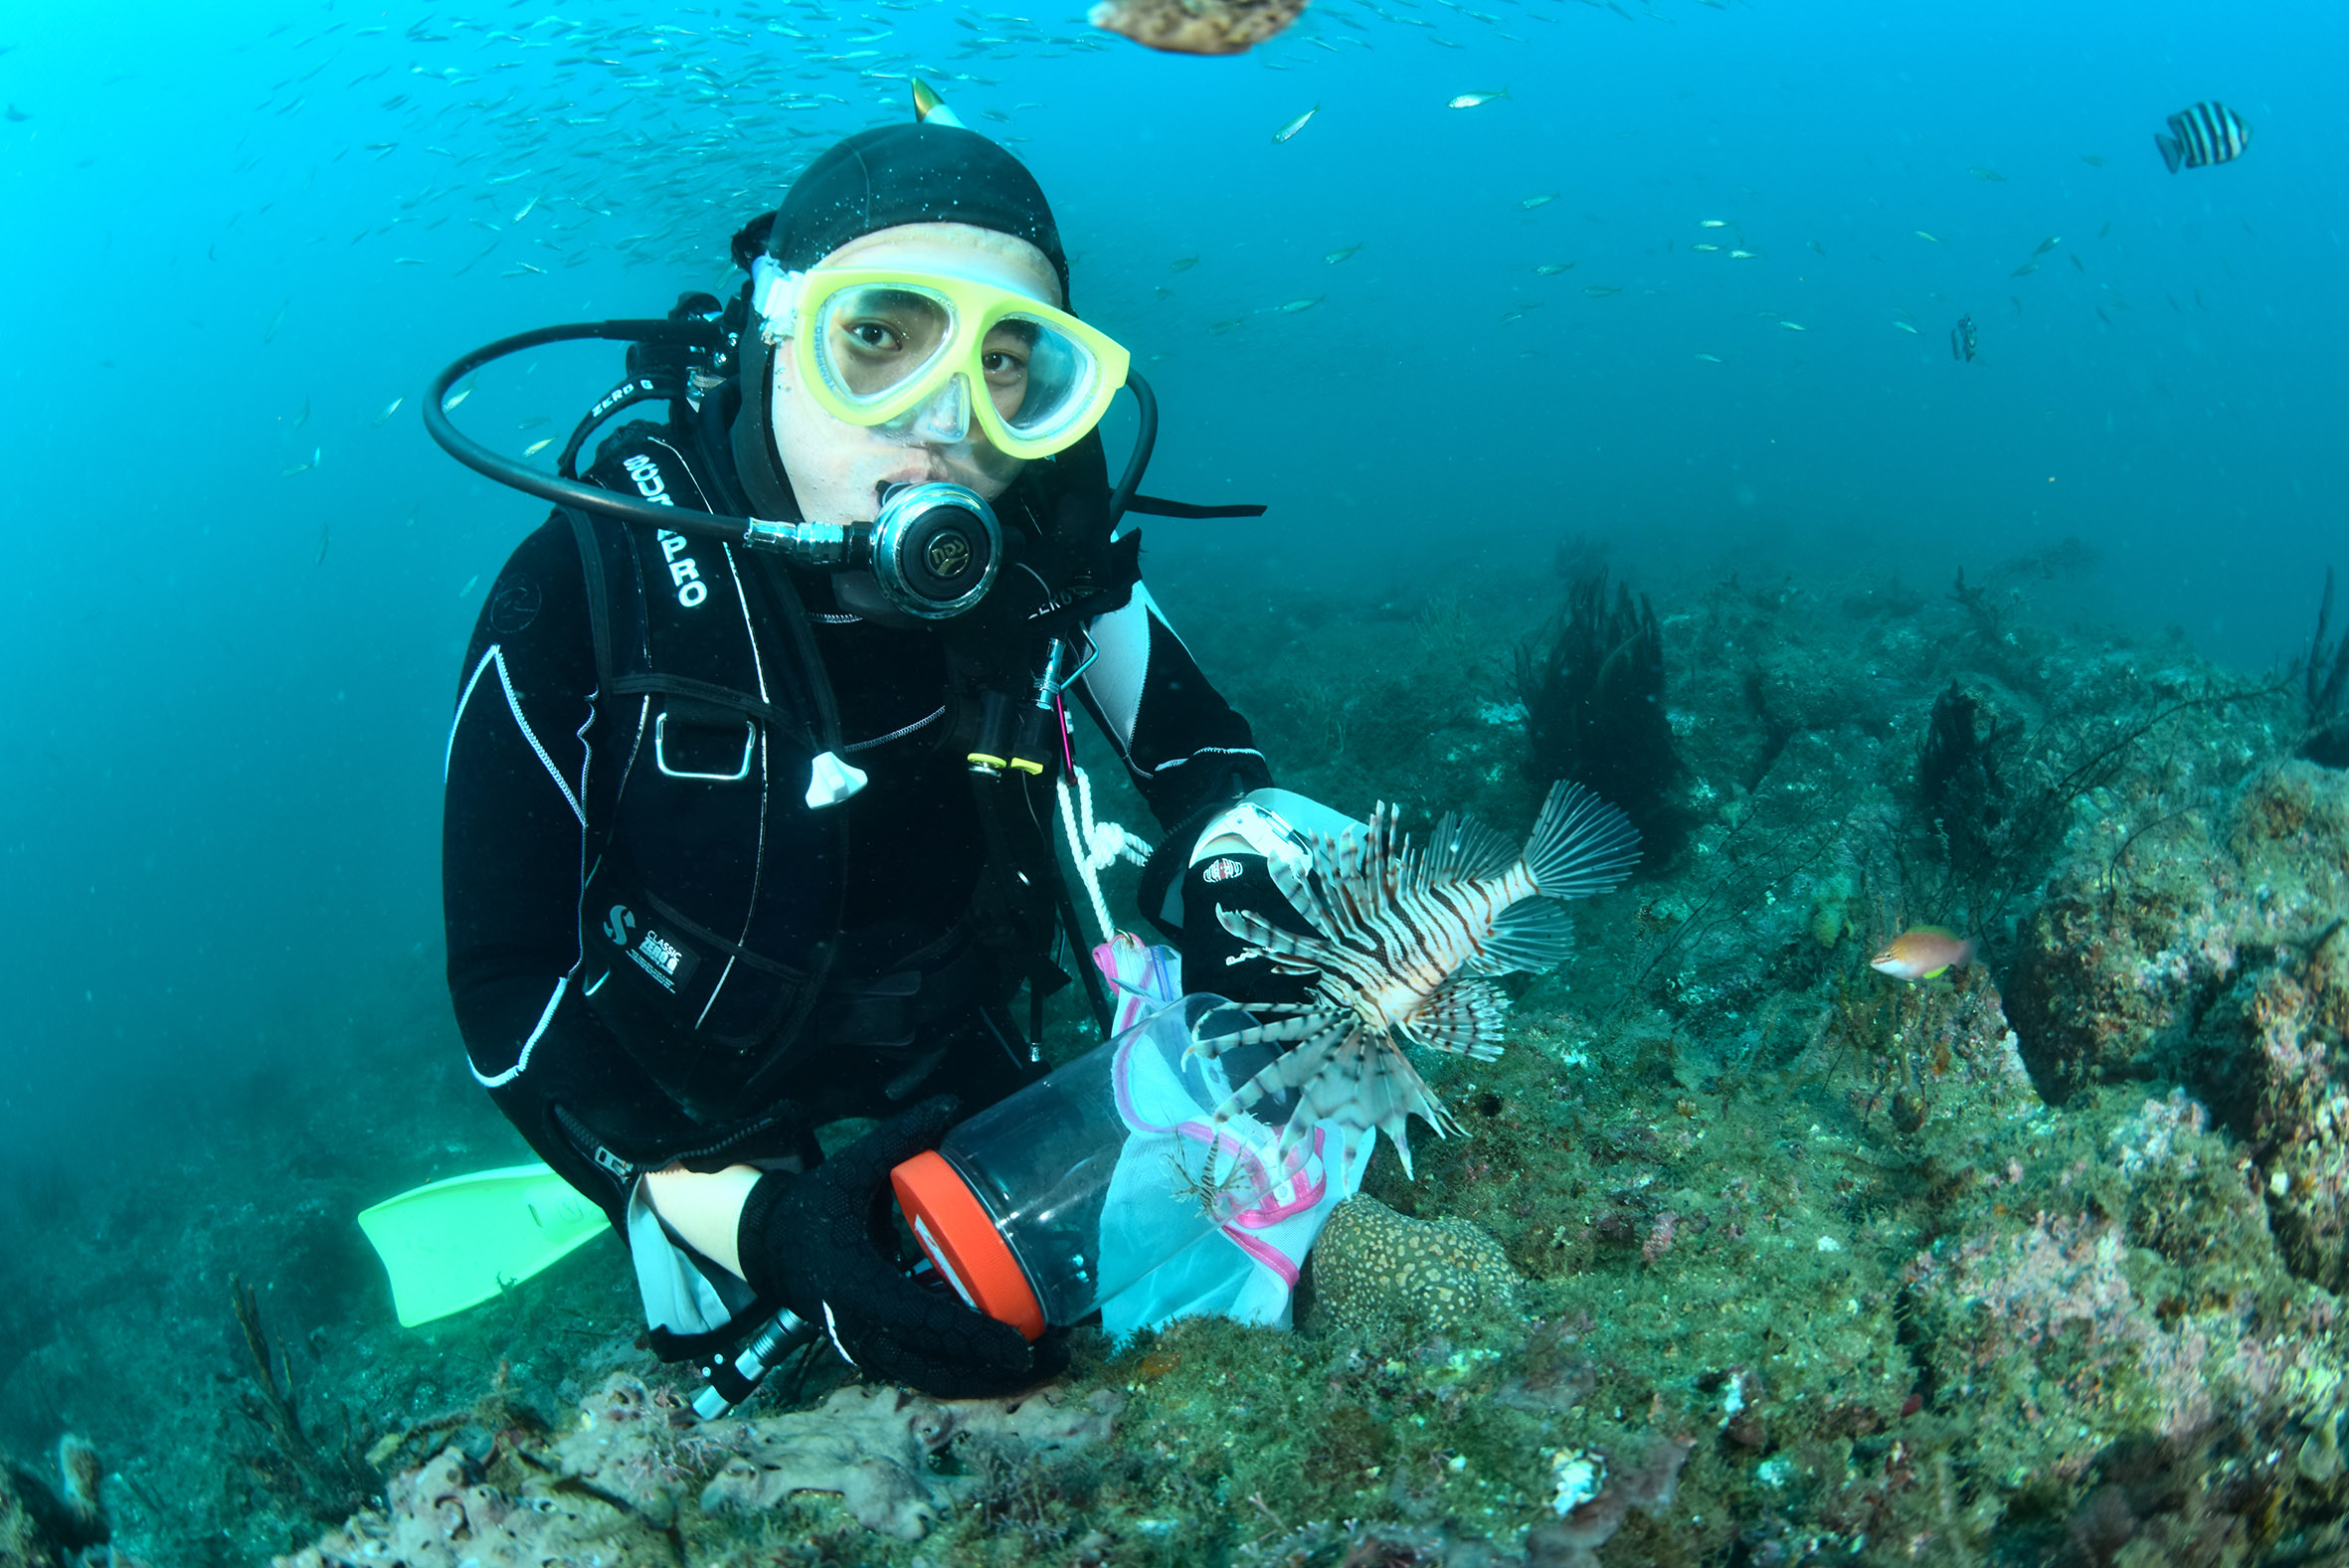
[735,1096,1066,1399]
[1176,850,1321,1009]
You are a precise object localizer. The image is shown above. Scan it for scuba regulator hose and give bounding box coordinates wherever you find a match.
[422,317,1162,554]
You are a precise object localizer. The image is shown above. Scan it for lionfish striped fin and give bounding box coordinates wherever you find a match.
[1471,896,1575,975]
[1422,811,1520,887]
[1404,976,1511,1058]
[1526,782,1643,899]
[1214,905,1329,973]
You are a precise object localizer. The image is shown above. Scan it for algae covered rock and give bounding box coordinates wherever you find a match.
[1309,1195,1520,1342]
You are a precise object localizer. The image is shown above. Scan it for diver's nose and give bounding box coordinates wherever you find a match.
[908,373,972,444]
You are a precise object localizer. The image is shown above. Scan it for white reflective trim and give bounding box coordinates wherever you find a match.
[1080,587,1159,746]
[446,643,500,780]
[1152,745,1266,774]
[471,976,566,1089]
[490,646,586,826]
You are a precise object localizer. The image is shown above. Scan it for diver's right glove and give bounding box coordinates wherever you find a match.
[734,1095,1067,1399]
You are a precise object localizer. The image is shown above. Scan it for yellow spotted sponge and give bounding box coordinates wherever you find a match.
[1310,1195,1521,1341]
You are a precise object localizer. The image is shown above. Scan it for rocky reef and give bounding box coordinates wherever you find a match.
[12,553,2349,1566]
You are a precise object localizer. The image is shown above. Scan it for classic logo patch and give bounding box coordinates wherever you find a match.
[1200,856,1245,885]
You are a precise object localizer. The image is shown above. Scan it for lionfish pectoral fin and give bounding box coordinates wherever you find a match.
[1407,977,1513,1059]
[1526,781,1643,899]
[1481,896,1575,974]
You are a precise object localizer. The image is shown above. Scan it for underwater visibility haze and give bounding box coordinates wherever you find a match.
[3,0,2347,1562]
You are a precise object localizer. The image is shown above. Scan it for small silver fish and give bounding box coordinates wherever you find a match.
[1915,230,1940,243]
[1893,320,1919,334]
[1699,219,1729,229]
[1272,103,1319,142]
[1279,295,1324,312]
[373,397,404,426]
[1534,262,1574,275]
[1692,244,1721,253]
[1521,192,1557,209]
[1694,353,1722,363]
[524,437,555,456]
[1188,784,1639,1172]
[1169,256,1199,271]
[1730,249,1759,260]
[443,384,474,412]
[2035,235,2062,255]
[1447,87,1508,108]
[1324,244,1362,263]
[1779,320,1807,331]
[1583,284,1621,296]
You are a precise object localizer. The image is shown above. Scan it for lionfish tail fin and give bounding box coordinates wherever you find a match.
[1526,781,1642,899]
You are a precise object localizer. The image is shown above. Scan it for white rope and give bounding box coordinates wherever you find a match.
[1057,764,1154,946]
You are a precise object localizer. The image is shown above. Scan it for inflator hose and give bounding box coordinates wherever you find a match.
[424,317,1160,548]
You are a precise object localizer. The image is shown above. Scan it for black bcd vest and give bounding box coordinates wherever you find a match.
[563,417,1139,1127]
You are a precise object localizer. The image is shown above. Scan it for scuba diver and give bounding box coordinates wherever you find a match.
[437,104,1340,1398]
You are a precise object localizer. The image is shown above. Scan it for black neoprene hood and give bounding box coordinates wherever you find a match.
[762,123,1070,302]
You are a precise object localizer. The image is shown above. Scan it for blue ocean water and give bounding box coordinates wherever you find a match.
[0,0,2339,1228]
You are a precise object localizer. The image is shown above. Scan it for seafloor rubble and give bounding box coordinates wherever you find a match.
[4,553,2346,1567]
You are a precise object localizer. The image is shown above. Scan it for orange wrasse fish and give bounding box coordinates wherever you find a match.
[1870,927,1978,980]
[1189,782,1640,1175]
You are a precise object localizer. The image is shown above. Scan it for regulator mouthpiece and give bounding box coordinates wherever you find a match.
[871,480,1001,620]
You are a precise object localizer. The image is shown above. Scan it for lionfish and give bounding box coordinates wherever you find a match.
[1188,782,1641,1176]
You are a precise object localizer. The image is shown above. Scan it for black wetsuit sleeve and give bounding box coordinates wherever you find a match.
[1073,576,1274,833]
[442,517,705,1227]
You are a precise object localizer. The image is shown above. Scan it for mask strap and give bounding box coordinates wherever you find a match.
[750,258,799,345]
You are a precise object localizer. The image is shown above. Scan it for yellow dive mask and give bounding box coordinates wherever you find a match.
[751,260,1131,460]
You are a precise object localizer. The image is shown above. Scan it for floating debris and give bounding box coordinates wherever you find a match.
[1089,0,1308,55]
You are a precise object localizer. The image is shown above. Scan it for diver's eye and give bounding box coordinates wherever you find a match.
[843,320,904,354]
[980,349,1028,385]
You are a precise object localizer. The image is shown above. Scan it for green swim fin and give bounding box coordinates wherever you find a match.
[357,1162,609,1327]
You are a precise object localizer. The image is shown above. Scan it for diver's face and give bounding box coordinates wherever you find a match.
[771,222,1060,524]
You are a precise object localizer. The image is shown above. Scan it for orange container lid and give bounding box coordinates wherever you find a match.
[889,1149,1046,1341]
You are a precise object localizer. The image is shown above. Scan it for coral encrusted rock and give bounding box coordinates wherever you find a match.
[276,1444,679,1568]
[700,1381,1122,1542]
[1310,1195,1521,1342]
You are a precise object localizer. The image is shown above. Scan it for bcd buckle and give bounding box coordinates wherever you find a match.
[653,710,757,783]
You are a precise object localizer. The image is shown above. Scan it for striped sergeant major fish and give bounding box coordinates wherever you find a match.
[1188,782,1640,1176]
[2157,101,2251,173]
